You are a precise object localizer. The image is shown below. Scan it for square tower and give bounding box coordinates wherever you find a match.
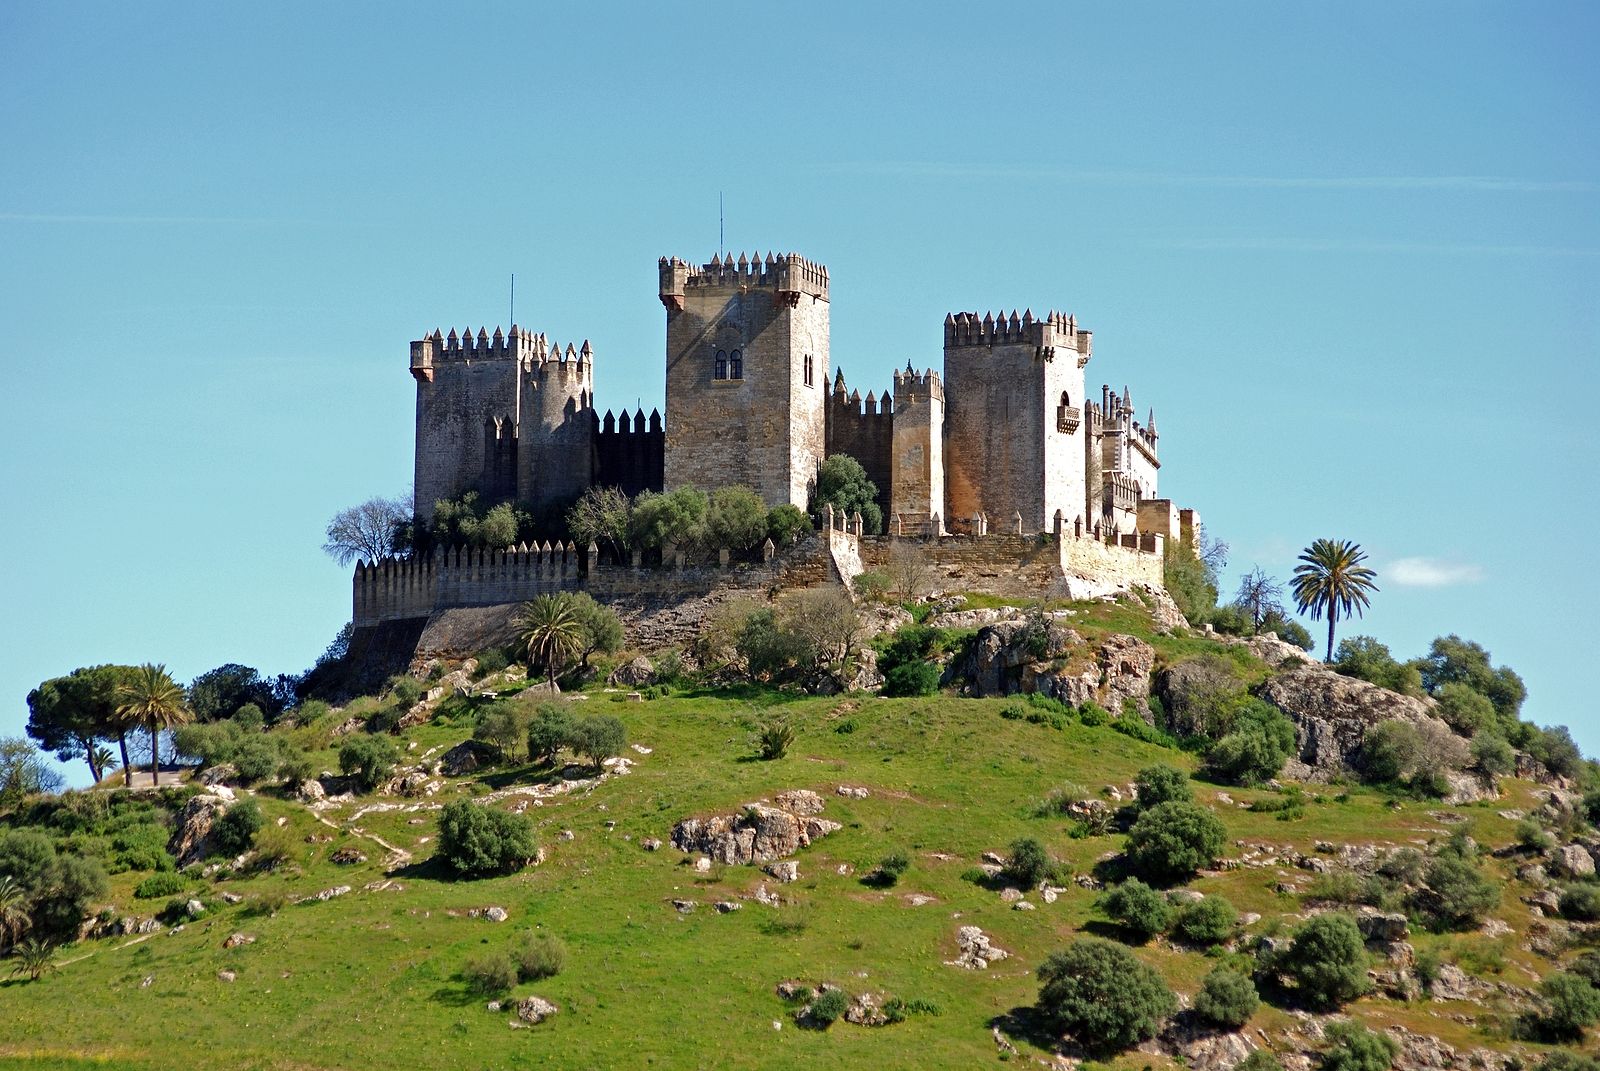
[659,252,829,509]
[942,310,1092,532]
[890,365,945,532]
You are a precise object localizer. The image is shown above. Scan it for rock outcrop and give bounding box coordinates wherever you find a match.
[1258,668,1451,781]
[671,795,841,865]
[946,925,1009,969]
[607,656,656,687]
[168,793,234,868]
[956,616,1156,717]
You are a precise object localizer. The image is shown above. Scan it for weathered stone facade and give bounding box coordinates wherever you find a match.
[405,247,1190,567]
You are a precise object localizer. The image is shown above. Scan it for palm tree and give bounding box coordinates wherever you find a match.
[8,937,57,982]
[116,663,191,787]
[91,745,118,784]
[0,876,30,951]
[1290,539,1379,662]
[515,594,586,686]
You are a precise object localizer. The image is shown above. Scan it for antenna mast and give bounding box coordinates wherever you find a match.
[719,192,724,255]
[510,273,515,326]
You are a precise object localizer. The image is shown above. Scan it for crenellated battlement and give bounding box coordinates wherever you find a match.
[658,251,829,308]
[892,364,944,404]
[830,369,894,419]
[411,326,594,383]
[943,309,1092,358]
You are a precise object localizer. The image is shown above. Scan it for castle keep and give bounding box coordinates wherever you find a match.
[407,249,1186,542]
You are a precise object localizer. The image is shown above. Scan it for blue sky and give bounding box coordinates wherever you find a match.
[2,2,1596,780]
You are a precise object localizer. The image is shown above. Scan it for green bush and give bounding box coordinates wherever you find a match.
[569,714,627,771]
[526,704,574,765]
[1125,801,1227,884]
[474,702,533,764]
[1077,701,1110,727]
[807,987,850,1026]
[1561,884,1600,921]
[211,800,263,857]
[1036,937,1177,1051]
[756,721,794,760]
[462,950,517,995]
[1567,951,1600,989]
[1361,721,1420,783]
[1174,894,1238,946]
[1274,913,1370,1009]
[1320,1020,1399,1071]
[1470,733,1515,777]
[1410,855,1500,931]
[386,674,424,707]
[1434,682,1496,736]
[514,932,566,981]
[1001,838,1059,888]
[1537,1052,1600,1071]
[109,822,174,873]
[883,661,940,697]
[1529,725,1583,779]
[473,648,510,678]
[1099,878,1172,938]
[338,734,398,793]
[1514,820,1554,853]
[766,503,813,547]
[436,799,538,877]
[852,571,892,603]
[1133,765,1192,810]
[1333,636,1424,696]
[1193,966,1259,1028]
[1238,1052,1285,1071]
[876,851,911,885]
[1205,700,1297,785]
[1537,972,1600,1040]
[133,871,188,899]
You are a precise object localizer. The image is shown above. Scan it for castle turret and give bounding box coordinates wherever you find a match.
[891,364,945,534]
[942,309,1091,532]
[517,337,596,510]
[659,251,830,508]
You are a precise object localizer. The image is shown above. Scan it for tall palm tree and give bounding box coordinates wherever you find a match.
[0,876,30,951]
[116,663,191,787]
[515,594,586,686]
[1290,539,1379,662]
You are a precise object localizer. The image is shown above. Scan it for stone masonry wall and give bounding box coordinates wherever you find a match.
[825,385,892,520]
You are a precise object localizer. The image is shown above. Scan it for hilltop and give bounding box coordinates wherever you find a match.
[1,590,1597,1071]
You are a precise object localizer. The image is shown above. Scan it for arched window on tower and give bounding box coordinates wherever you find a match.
[729,349,743,379]
[714,349,727,380]
[1056,390,1081,434]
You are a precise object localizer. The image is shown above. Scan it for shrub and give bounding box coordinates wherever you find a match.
[1529,726,1583,780]
[756,722,794,760]
[1410,855,1500,931]
[1205,701,1297,785]
[1560,884,1600,922]
[766,503,812,547]
[1537,1056,1600,1071]
[875,852,911,886]
[436,799,538,877]
[1320,1020,1399,1071]
[1193,966,1259,1028]
[808,987,849,1026]
[1537,972,1600,1040]
[1515,820,1554,853]
[1435,683,1497,736]
[1333,636,1424,696]
[706,485,769,551]
[473,648,510,678]
[1124,801,1227,884]
[338,734,398,793]
[211,800,263,857]
[811,454,882,534]
[1133,765,1192,810]
[1001,838,1058,888]
[1567,950,1600,989]
[513,932,566,981]
[1274,913,1370,1009]
[569,714,626,771]
[386,674,424,708]
[463,950,517,995]
[1174,894,1238,946]
[1036,937,1178,1051]
[1099,878,1172,938]
[110,822,174,873]
[134,871,188,899]
[1361,721,1420,783]
[852,570,892,603]
[883,661,940,697]
[526,704,574,765]
[882,996,940,1023]
[474,702,533,764]
[1078,701,1110,726]
[1470,733,1515,777]
[231,736,284,784]
[1238,1053,1285,1071]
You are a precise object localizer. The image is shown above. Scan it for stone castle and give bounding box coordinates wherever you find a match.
[407,250,1190,541]
[356,250,1194,633]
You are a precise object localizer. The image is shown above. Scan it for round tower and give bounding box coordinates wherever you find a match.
[516,334,596,510]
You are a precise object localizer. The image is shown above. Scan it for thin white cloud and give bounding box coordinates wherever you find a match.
[1150,236,1600,257]
[817,162,1599,194]
[1386,557,1485,588]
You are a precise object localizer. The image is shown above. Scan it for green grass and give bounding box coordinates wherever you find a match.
[0,648,1583,1069]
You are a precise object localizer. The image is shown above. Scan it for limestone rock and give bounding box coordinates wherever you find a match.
[295,778,326,803]
[772,789,825,816]
[168,794,234,868]
[641,838,662,851]
[844,992,889,1027]
[222,932,255,949]
[1258,668,1451,781]
[439,739,499,777]
[184,899,206,919]
[217,969,236,983]
[198,763,238,788]
[836,785,869,799]
[946,925,1009,969]
[765,860,799,883]
[671,798,840,866]
[607,656,656,687]
[330,847,368,865]
[297,885,351,905]
[513,996,558,1025]
[1551,843,1596,879]
[1356,907,1409,943]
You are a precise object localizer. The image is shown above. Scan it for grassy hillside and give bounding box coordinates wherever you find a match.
[0,604,1590,1071]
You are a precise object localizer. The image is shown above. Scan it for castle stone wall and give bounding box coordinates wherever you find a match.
[890,368,944,531]
[594,409,664,498]
[825,381,892,520]
[412,342,521,522]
